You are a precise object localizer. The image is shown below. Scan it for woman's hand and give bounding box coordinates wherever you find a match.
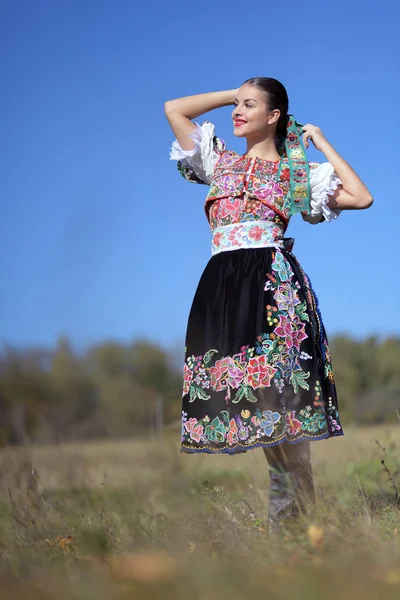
[302,124,329,152]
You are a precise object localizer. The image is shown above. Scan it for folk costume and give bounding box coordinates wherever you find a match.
[170,117,344,457]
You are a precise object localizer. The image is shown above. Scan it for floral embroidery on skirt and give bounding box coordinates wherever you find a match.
[181,247,343,454]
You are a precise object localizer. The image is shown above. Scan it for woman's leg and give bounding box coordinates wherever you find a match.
[263,441,315,527]
[264,439,310,465]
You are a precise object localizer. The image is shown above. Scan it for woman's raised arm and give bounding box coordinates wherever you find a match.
[164,89,237,151]
[303,124,374,210]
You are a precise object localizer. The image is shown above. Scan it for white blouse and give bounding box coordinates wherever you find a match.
[170,122,342,224]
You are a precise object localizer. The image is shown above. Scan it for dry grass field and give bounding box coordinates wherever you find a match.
[0,424,399,599]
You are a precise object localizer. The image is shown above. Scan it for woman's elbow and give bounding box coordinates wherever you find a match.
[359,194,374,209]
[164,100,178,115]
[350,190,373,210]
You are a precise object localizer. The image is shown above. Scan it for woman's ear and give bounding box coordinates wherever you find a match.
[268,109,281,126]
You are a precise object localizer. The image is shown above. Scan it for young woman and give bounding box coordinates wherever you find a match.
[165,78,373,527]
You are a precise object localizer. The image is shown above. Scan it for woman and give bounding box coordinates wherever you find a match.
[165,78,373,527]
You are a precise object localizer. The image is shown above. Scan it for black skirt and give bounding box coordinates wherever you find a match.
[181,247,343,454]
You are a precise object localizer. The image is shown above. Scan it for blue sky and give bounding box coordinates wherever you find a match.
[1,0,399,351]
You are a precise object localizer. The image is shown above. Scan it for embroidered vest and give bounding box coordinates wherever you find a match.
[205,151,292,224]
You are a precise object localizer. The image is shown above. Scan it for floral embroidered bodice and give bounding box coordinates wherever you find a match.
[207,152,310,232]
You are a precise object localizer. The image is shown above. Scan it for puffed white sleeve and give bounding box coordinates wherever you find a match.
[169,121,224,185]
[302,162,342,224]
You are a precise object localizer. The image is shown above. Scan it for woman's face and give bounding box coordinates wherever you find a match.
[232,84,279,140]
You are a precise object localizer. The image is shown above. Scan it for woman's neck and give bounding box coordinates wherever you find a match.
[245,136,280,162]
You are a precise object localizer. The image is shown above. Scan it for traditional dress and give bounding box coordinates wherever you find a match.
[170,120,344,455]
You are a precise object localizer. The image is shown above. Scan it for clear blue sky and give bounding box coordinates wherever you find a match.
[1,0,399,351]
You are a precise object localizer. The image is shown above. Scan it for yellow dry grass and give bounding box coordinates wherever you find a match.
[0,424,398,600]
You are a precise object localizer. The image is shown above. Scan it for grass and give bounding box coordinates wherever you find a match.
[0,424,399,599]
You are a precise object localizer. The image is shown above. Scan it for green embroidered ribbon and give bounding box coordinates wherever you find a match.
[278,115,311,216]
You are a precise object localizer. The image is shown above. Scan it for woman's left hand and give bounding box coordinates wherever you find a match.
[302,124,329,152]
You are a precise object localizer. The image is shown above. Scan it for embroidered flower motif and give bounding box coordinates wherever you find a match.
[274,283,301,318]
[252,181,284,203]
[209,358,229,392]
[219,173,240,194]
[259,410,281,437]
[280,167,290,181]
[227,418,239,446]
[213,232,223,247]
[246,355,277,389]
[184,418,204,442]
[302,412,326,433]
[248,225,264,241]
[286,131,298,143]
[218,197,242,221]
[209,357,245,392]
[238,425,249,440]
[285,411,303,435]
[241,409,250,419]
[226,357,246,389]
[289,148,304,160]
[274,315,307,351]
[251,415,260,427]
[327,415,342,433]
[205,416,226,442]
[228,226,241,240]
[271,250,294,282]
[183,363,193,396]
[276,348,299,380]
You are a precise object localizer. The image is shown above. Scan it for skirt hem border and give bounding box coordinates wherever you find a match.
[180,430,344,455]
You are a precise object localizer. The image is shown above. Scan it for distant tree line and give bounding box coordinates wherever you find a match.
[0,335,399,446]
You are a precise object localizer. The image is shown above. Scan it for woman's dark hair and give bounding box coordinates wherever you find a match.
[243,77,289,139]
